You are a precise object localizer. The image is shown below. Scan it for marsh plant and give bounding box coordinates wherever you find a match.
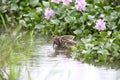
[42,0,120,64]
[0,0,120,67]
[0,28,34,80]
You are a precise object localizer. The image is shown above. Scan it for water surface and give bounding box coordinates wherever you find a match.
[19,37,120,80]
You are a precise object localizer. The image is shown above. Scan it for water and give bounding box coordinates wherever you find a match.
[19,37,120,80]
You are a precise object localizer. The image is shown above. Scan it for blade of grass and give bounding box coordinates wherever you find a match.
[0,12,7,31]
[0,70,4,80]
[26,67,31,80]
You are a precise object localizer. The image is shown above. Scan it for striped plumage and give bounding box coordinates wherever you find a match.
[53,35,76,49]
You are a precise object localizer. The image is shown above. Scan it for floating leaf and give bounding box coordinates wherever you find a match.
[29,0,39,7]
[42,1,50,7]
[73,29,82,35]
[10,3,18,11]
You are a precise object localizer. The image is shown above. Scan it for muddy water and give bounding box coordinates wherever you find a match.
[20,38,120,80]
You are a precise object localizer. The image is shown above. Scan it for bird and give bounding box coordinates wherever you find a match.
[52,35,61,48]
[52,35,76,49]
[61,35,75,40]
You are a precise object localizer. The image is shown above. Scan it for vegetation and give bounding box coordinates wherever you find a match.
[0,1,120,79]
[0,18,34,80]
[0,30,34,80]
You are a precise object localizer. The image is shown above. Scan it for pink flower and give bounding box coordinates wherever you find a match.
[75,0,87,11]
[44,8,55,20]
[51,0,61,4]
[95,19,106,31]
[62,0,72,6]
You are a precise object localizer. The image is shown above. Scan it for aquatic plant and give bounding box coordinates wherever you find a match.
[51,0,61,4]
[95,19,106,31]
[62,0,72,6]
[44,8,55,20]
[0,29,34,80]
[0,12,7,31]
[0,0,120,67]
[75,0,87,11]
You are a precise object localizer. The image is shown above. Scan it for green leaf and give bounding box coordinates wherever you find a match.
[107,31,112,36]
[98,55,107,62]
[10,3,18,11]
[33,14,40,21]
[83,13,88,21]
[42,1,50,7]
[36,7,43,13]
[35,24,45,29]
[110,11,118,20]
[103,6,112,11]
[84,54,91,59]
[29,0,39,7]
[50,19,60,25]
[65,16,76,23]
[70,46,77,52]
[73,29,82,35]
[88,15,95,21]
[115,5,120,11]
[100,31,107,37]
[118,19,120,25]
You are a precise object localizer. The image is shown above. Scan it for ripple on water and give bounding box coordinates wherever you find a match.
[20,43,120,80]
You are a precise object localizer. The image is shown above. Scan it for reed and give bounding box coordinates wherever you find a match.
[0,30,34,80]
[0,12,7,31]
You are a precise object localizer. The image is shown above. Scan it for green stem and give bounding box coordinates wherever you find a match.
[0,12,7,31]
